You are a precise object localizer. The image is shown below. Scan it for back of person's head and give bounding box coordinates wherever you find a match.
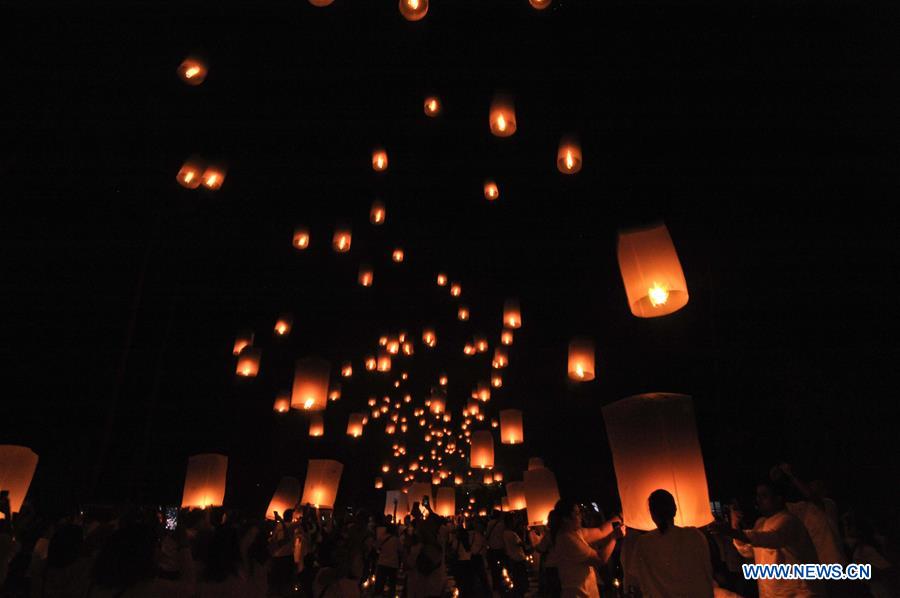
[756,479,788,516]
[47,523,84,568]
[91,524,158,590]
[203,524,241,582]
[550,498,579,542]
[283,508,294,523]
[648,489,677,532]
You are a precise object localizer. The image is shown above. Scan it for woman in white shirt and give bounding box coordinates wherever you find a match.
[549,498,623,598]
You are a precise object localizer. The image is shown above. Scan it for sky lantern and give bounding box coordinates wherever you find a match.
[341,362,353,378]
[475,382,491,402]
[232,330,254,356]
[492,348,508,369]
[273,394,291,413]
[385,490,409,519]
[557,136,583,174]
[177,57,207,85]
[435,487,455,516]
[501,329,514,346]
[377,352,392,372]
[470,431,494,469]
[408,482,433,507]
[484,180,500,201]
[450,282,462,297]
[308,414,325,437]
[308,0,334,6]
[375,477,384,489]
[265,476,301,520]
[365,356,377,371]
[181,453,228,509]
[424,96,441,116]
[291,357,330,411]
[500,409,524,445]
[0,445,39,514]
[489,94,517,137]
[493,471,504,482]
[301,459,343,509]
[200,165,225,191]
[483,471,494,485]
[602,393,713,531]
[436,273,448,287]
[372,148,388,172]
[332,227,352,253]
[616,222,689,317]
[392,248,405,263]
[439,375,448,386]
[568,337,596,381]
[430,397,446,415]
[176,160,203,188]
[422,328,437,348]
[524,466,560,527]
[328,384,341,402]
[236,347,261,377]
[274,314,293,336]
[457,306,470,321]
[359,264,374,287]
[370,200,386,225]
[505,481,527,511]
[530,0,552,8]
[347,413,366,437]
[491,374,503,388]
[293,227,310,250]
[503,298,522,329]
[398,0,428,21]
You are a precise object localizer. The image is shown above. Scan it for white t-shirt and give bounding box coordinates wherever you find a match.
[553,529,600,598]
[632,526,714,598]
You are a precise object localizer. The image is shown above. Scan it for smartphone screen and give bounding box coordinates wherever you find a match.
[164,506,179,530]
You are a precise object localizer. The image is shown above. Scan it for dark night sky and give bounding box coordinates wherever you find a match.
[3,0,899,525]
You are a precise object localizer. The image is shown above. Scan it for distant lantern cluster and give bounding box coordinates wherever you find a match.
[176,158,226,191]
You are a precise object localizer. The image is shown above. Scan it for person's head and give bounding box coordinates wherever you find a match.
[283,508,294,524]
[648,489,677,533]
[0,490,8,499]
[550,498,582,542]
[756,481,787,517]
[91,524,158,590]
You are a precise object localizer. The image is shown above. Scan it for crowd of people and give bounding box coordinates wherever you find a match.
[0,464,896,597]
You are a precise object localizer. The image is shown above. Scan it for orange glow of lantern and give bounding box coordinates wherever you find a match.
[493,471,504,482]
[469,431,494,469]
[309,414,325,437]
[500,409,524,445]
[392,248,405,263]
[341,362,353,378]
[347,413,366,437]
[503,298,522,329]
[529,0,552,9]
[273,394,291,413]
[475,382,491,402]
[524,466,560,527]
[616,222,689,317]
[181,453,228,509]
[484,180,500,201]
[424,96,441,116]
[439,375,448,386]
[274,314,293,336]
[233,330,254,356]
[377,353,392,372]
[0,445,39,514]
[436,273,448,286]
[483,471,494,485]
[450,283,461,297]
[457,306,470,321]
[372,148,388,172]
[557,137,583,174]
[308,0,334,5]
[375,477,384,489]
[501,329,514,346]
[492,348,508,369]
[408,482,433,508]
[430,398,446,415]
[385,490,410,519]
[370,200,386,225]
[602,393,713,531]
[435,487,455,517]
[200,166,225,191]
[293,227,310,250]
[266,476,301,520]
[301,459,343,509]
[422,328,437,348]
[236,348,261,377]
[505,481,527,511]
[489,95,517,137]
[359,265,374,287]
[176,160,203,189]
[291,357,330,411]
[177,57,207,85]
[328,384,341,402]
[568,337,596,381]
[365,356,377,371]
[491,374,503,388]
[398,0,428,21]
[332,228,352,253]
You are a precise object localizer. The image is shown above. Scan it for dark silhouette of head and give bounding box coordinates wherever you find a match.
[756,481,787,517]
[648,489,677,533]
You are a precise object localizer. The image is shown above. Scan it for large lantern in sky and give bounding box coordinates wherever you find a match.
[273,394,290,413]
[436,487,456,517]
[333,227,352,253]
[265,476,301,520]
[557,136,583,174]
[274,314,293,336]
[523,466,560,527]
[372,148,388,172]
[293,227,310,250]
[503,298,522,329]
[308,0,334,6]
[301,459,343,509]
[470,431,494,469]
[484,180,499,201]
[500,409,524,445]
[530,0,552,8]
[505,481,527,511]
[489,95,517,137]
[177,57,207,85]
[567,338,596,381]
[291,357,330,411]
[176,159,203,188]
[181,453,228,509]
[347,413,366,437]
[200,166,225,191]
[370,200,386,225]
[232,330,254,356]
[616,222,689,317]
[0,445,39,514]
[602,393,713,531]
[398,0,428,21]
[309,414,325,437]
[236,348,261,377]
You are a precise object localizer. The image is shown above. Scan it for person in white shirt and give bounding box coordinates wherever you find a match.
[373,523,400,597]
[549,498,623,598]
[631,489,714,598]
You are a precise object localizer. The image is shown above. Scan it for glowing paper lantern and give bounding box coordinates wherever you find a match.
[424,96,441,116]
[236,348,261,377]
[385,490,409,519]
[457,306,470,321]
[232,330,254,356]
[308,0,334,6]
[0,445,38,514]
[392,248,405,263]
[301,459,343,509]
[293,227,310,250]
[372,148,388,172]
[181,453,227,509]
[489,95,517,137]
[333,228,352,253]
[524,467,560,527]
[503,298,522,329]
[602,393,713,531]
[616,223,689,317]
[557,137,582,174]
[375,477,384,489]
[450,283,462,297]
[274,314,293,336]
[500,409,524,445]
[408,482,433,507]
[359,265,374,287]
[398,0,428,21]
[341,362,353,377]
[470,431,494,469]
[422,328,436,348]
[328,384,341,401]
[568,338,595,381]
[484,180,499,201]
[273,394,290,413]
[435,487,455,517]
[370,200,386,225]
[265,476,301,520]
[177,57,207,85]
[530,0,552,8]
[347,413,366,437]
[505,481,527,511]
[437,273,448,286]
[309,414,325,437]
[176,160,203,188]
[501,329,514,346]
[200,166,225,191]
[377,353,392,372]
[291,357,330,411]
